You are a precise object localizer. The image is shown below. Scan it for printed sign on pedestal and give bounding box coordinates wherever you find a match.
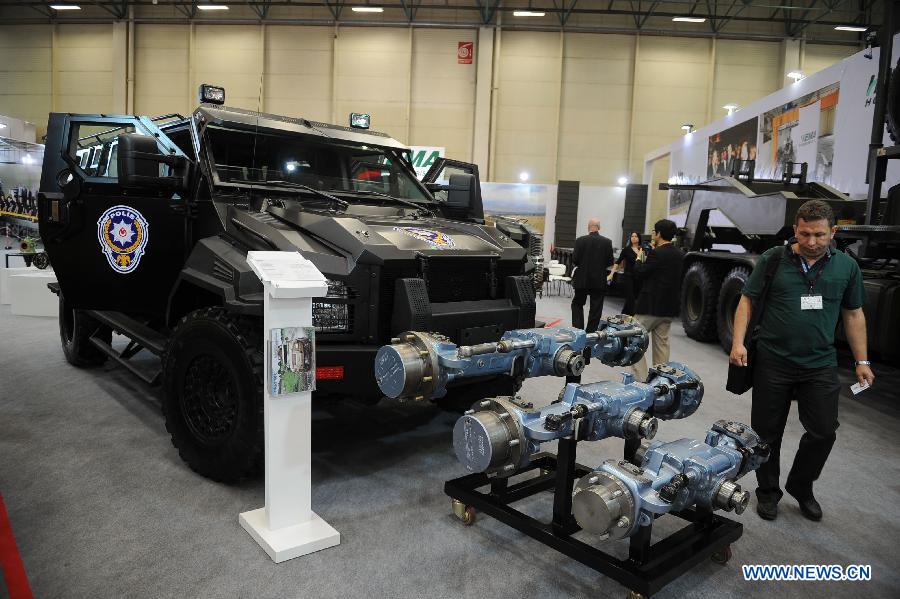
[270,327,316,396]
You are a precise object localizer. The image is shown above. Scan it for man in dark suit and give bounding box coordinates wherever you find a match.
[571,218,614,332]
[629,218,683,377]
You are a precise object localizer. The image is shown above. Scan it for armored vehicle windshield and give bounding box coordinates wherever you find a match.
[206,125,430,204]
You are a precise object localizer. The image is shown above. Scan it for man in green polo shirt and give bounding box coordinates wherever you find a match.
[730,199,874,522]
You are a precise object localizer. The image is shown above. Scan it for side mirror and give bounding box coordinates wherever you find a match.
[117,134,189,191]
[446,173,477,210]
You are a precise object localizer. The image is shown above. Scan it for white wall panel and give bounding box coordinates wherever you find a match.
[193,25,263,112]
[409,28,476,161]
[494,31,562,183]
[0,26,51,133]
[134,24,189,117]
[265,26,333,122]
[0,22,865,184]
[803,43,857,77]
[334,28,410,141]
[558,33,634,186]
[55,25,115,115]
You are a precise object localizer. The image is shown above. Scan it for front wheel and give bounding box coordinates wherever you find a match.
[162,308,263,483]
[59,293,111,367]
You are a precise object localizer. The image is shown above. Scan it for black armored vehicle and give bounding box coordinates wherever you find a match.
[37,87,536,481]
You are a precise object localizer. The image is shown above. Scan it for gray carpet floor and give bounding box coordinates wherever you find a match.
[1,290,899,599]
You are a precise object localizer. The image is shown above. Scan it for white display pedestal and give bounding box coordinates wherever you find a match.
[10,271,57,317]
[239,251,340,563]
[1,267,35,305]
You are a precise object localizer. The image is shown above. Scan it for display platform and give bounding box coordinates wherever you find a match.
[9,270,57,316]
[0,266,34,305]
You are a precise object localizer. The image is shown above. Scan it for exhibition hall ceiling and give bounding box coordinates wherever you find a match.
[0,1,879,43]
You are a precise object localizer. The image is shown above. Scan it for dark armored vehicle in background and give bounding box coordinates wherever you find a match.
[37,87,536,481]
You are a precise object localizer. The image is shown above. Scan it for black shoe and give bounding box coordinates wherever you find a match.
[786,487,823,521]
[756,500,778,521]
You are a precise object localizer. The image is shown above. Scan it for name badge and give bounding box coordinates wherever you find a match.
[800,295,823,310]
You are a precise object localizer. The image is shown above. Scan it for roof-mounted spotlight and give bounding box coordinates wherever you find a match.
[787,71,804,83]
[350,113,371,129]
[198,84,226,105]
[617,176,629,186]
[723,103,739,115]
[681,123,694,133]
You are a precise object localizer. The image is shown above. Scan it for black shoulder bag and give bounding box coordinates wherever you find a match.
[725,247,784,395]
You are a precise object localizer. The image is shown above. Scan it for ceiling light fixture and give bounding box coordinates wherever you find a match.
[352,6,385,12]
[787,71,804,82]
[196,4,230,10]
[617,176,629,186]
[672,17,706,23]
[49,4,82,9]
[513,11,546,17]
[681,123,694,133]
[723,103,739,115]
[519,171,530,182]
[834,25,868,32]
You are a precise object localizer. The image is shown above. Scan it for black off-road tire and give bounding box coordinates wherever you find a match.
[716,266,750,354]
[680,262,724,342]
[887,65,900,143]
[162,308,264,483]
[59,293,111,367]
[32,252,50,270]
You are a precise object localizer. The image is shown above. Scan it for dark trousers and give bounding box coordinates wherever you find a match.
[620,275,640,316]
[751,347,840,503]
[571,288,605,332]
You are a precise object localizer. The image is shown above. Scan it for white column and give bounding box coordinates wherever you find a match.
[239,251,340,563]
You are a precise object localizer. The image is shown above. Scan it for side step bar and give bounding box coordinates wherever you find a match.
[85,310,169,387]
[87,310,167,355]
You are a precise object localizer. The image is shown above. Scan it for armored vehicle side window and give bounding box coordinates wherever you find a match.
[67,123,141,180]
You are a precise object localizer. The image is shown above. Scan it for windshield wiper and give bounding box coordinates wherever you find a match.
[334,189,434,216]
[261,180,349,211]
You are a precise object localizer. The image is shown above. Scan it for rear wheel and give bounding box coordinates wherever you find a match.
[680,262,724,341]
[716,267,750,353]
[162,308,263,483]
[58,293,111,367]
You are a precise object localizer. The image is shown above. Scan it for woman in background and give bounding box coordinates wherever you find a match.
[607,231,643,315]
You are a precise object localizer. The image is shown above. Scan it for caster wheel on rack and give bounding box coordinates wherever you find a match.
[451,498,477,526]
[711,545,733,564]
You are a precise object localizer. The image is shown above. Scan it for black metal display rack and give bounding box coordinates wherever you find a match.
[444,437,743,599]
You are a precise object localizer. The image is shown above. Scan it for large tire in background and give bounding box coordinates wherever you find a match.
[716,266,751,354]
[162,308,263,483]
[680,262,724,342]
[887,64,900,143]
[59,293,111,367]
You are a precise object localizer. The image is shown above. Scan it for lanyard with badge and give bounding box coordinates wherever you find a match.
[792,248,830,310]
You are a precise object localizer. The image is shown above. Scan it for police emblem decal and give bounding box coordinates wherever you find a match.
[97,205,150,273]
[393,227,456,249]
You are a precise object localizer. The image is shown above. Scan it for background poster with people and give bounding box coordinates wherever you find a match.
[707,117,759,180]
[756,83,839,181]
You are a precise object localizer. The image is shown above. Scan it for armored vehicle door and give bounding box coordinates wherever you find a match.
[38,114,191,317]
[422,158,484,223]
